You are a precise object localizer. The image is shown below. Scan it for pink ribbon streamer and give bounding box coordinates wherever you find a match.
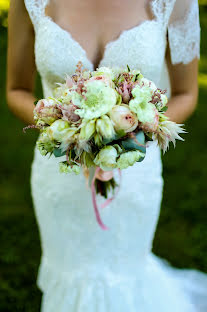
[91,167,122,230]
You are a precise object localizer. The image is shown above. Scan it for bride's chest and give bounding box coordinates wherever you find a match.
[34,17,167,89]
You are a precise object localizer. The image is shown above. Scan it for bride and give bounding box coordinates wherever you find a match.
[6,0,207,311]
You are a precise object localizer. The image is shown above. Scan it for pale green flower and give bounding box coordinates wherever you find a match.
[79,119,96,141]
[48,120,77,143]
[59,162,80,174]
[94,146,118,171]
[36,142,48,156]
[75,80,117,119]
[139,77,157,92]
[129,85,156,124]
[36,128,56,155]
[71,91,84,107]
[96,115,115,139]
[117,151,145,169]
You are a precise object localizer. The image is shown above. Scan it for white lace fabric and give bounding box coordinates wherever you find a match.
[23,0,201,98]
[23,0,206,311]
[168,0,201,64]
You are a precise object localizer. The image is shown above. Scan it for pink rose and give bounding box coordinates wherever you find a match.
[88,75,113,87]
[108,104,138,133]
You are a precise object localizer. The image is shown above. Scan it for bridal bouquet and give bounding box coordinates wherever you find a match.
[24,61,186,229]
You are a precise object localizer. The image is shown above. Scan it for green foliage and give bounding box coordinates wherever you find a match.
[121,130,146,153]
[0,6,207,311]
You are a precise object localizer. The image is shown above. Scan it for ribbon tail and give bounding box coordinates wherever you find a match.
[91,167,109,230]
[100,169,122,209]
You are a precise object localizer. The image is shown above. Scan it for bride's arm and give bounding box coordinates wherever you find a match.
[165,41,199,124]
[164,0,200,124]
[6,0,37,125]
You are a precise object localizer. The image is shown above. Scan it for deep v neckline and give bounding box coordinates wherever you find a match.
[42,0,158,70]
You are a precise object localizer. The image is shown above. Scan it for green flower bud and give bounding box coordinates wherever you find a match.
[117,151,145,169]
[94,146,118,171]
[79,119,96,141]
[96,115,115,139]
[48,120,77,142]
[59,162,80,174]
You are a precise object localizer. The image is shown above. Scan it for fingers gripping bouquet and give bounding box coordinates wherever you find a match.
[24,61,186,230]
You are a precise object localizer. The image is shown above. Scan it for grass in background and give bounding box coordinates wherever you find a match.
[0,4,207,312]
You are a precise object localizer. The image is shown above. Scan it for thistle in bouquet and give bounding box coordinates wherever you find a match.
[24,61,186,230]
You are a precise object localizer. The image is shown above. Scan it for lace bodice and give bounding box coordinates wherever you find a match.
[24,0,200,99]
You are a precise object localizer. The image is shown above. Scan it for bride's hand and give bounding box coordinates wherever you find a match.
[95,168,114,181]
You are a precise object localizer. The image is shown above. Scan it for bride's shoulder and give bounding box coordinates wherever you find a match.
[23,0,49,23]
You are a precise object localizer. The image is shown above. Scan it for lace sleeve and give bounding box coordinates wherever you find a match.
[167,0,201,65]
[24,0,49,30]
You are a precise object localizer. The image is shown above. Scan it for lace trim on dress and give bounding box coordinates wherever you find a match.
[24,0,200,67]
[151,0,176,26]
[24,0,49,29]
[167,0,201,64]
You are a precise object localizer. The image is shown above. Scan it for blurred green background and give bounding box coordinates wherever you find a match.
[0,1,207,311]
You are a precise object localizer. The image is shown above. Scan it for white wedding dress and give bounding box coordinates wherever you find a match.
[24,0,207,311]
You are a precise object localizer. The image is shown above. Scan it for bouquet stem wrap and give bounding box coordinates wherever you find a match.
[91,167,121,230]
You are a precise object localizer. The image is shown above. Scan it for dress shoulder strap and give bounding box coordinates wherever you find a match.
[151,0,176,27]
[24,0,50,30]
